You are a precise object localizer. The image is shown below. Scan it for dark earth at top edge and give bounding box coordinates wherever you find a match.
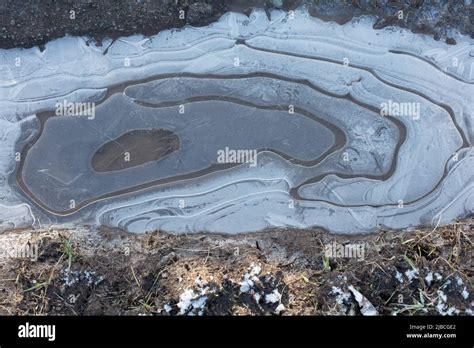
[1,0,473,50]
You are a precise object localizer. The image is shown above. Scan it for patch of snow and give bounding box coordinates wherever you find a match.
[405,268,419,282]
[177,275,211,316]
[395,271,404,284]
[330,286,351,306]
[239,263,261,293]
[240,278,254,293]
[462,287,469,300]
[60,270,104,287]
[163,304,172,313]
[254,292,261,303]
[438,290,447,303]
[265,289,281,304]
[177,289,208,316]
[435,290,459,316]
[425,272,433,286]
[446,307,460,315]
[275,303,285,314]
[348,285,378,316]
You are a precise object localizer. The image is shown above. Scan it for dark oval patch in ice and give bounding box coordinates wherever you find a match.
[91,129,180,172]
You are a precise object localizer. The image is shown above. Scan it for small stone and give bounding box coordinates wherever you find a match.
[446,37,457,45]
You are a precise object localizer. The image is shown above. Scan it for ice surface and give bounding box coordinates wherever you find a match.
[0,9,472,234]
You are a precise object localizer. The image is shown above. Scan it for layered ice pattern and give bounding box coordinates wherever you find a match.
[0,9,473,234]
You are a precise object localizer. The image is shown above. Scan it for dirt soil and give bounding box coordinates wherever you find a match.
[1,0,473,50]
[92,129,180,172]
[0,218,472,316]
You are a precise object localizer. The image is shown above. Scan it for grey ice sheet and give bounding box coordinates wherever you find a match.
[0,9,472,233]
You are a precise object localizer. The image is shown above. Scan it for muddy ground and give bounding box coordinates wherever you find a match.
[1,0,473,50]
[0,218,471,316]
[92,129,180,172]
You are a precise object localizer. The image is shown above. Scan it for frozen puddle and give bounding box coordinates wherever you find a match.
[0,9,473,234]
